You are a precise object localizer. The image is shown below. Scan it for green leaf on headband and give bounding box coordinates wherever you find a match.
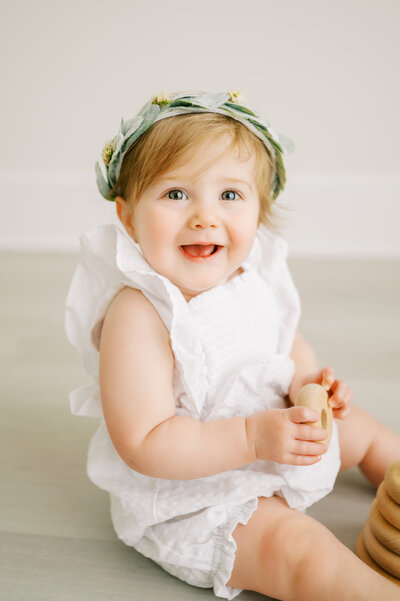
[225,102,257,117]
[121,116,143,138]
[95,162,113,200]
[169,100,197,108]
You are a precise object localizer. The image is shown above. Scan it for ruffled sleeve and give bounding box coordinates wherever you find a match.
[65,224,207,419]
[251,225,301,355]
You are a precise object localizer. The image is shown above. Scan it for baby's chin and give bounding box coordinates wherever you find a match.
[174,280,219,302]
[176,271,244,302]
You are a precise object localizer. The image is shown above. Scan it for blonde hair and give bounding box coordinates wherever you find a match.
[113,112,277,228]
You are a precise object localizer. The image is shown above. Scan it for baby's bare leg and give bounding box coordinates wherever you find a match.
[228,496,399,601]
[338,406,400,486]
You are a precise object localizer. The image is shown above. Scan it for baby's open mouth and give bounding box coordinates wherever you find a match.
[180,244,222,258]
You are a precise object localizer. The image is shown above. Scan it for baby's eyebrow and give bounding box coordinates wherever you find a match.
[151,174,186,187]
[152,175,253,192]
[220,178,253,192]
[156,175,181,182]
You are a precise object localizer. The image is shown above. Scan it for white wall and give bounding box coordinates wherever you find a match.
[1,0,399,255]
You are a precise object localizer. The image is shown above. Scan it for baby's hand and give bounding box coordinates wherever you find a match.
[318,366,354,419]
[289,367,353,420]
[246,407,328,466]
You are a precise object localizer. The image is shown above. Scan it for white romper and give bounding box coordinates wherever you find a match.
[65,223,341,600]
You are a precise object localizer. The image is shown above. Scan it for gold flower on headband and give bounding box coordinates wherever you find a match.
[227,90,242,103]
[151,92,171,106]
[102,140,115,166]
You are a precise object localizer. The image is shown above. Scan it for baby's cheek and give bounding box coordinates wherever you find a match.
[145,208,167,236]
[233,220,258,255]
[139,214,171,255]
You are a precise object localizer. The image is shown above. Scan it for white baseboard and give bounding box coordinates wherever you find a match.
[1,171,399,257]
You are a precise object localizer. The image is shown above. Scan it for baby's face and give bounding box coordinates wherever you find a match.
[125,136,260,301]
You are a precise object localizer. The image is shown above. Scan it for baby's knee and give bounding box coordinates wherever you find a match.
[257,508,332,597]
[259,510,307,562]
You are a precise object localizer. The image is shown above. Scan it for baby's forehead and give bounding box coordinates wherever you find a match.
[160,136,257,177]
[153,143,258,186]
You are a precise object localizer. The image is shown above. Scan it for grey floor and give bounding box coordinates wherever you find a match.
[1,252,399,601]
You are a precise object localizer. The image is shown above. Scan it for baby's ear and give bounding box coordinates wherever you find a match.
[115,196,136,241]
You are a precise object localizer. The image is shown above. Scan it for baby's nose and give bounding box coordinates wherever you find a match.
[188,202,218,230]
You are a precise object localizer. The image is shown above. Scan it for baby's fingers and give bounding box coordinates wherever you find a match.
[333,405,352,420]
[288,405,320,425]
[287,453,323,466]
[293,440,328,458]
[329,380,354,411]
[320,366,335,391]
[288,436,328,466]
[295,423,328,442]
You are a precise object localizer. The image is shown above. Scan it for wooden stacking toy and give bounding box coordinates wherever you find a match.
[295,383,333,446]
[356,460,400,586]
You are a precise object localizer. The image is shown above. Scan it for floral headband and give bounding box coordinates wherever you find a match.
[95,91,294,201]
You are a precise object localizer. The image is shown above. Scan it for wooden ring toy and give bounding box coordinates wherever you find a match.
[295,383,332,446]
[368,499,400,554]
[363,520,400,579]
[356,532,400,586]
[384,460,400,505]
[376,482,400,530]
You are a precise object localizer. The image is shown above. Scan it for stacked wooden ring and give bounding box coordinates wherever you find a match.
[294,383,333,447]
[356,460,400,586]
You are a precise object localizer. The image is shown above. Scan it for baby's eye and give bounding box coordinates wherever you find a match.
[166,189,187,200]
[221,190,240,201]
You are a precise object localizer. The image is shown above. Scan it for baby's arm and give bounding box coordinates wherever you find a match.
[99,289,327,480]
[100,287,254,479]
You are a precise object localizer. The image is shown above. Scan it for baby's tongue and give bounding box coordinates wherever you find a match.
[183,244,215,257]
